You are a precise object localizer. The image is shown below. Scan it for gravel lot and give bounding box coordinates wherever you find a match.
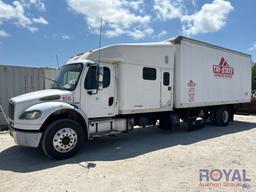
[0,115,256,192]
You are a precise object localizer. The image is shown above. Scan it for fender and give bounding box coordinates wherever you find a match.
[15,102,89,133]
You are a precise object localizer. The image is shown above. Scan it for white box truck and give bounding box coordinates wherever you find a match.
[7,36,252,159]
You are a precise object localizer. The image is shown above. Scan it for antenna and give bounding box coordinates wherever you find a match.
[98,17,103,64]
[55,54,60,69]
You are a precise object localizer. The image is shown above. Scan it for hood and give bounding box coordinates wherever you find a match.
[10,89,73,104]
[8,89,74,125]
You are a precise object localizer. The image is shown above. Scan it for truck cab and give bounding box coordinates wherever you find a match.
[8,59,122,159]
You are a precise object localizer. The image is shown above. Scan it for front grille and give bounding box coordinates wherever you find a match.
[8,102,15,120]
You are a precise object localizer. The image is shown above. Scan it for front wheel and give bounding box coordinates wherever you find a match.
[41,119,84,159]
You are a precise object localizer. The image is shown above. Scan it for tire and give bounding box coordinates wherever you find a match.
[187,119,205,131]
[215,107,230,126]
[159,114,179,131]
[209,108,216,125]
[41,119,84,160]
[230,111,234,121]
[159,114,172,130]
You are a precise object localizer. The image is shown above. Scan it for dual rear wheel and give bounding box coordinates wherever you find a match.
[159,106,233,131]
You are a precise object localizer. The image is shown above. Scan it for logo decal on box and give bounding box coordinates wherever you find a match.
[213,57,234,78]
[187,80,196,102]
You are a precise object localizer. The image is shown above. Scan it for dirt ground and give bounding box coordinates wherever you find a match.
[0,115,256,192]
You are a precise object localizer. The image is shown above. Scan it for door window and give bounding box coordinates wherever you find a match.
[85,66,97,90]
[163,72,170,86]
[84,66,110,90]
[103,67,110,88]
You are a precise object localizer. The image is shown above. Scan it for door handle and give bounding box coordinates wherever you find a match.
[168,86,172,91]
[87,90,97,95]
[109,97,114,106]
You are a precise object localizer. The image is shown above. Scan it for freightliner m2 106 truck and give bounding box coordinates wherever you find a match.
[8,36,252,159]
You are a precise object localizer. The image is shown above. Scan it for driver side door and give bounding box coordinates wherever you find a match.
[80,63,116,118]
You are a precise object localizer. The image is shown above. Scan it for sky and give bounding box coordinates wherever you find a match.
[0,0,256,68]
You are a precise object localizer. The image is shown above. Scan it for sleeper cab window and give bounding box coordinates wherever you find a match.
[143,67,156,80]
[84,66,110,89]
[163,72,170,86]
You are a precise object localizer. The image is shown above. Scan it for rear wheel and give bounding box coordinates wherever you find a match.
[159,116,172,130]
[159,114,172,130]
[230,110,234,121]
[209,108,216,125]
[41,119,84,159]
[215,107,230,126]
[159,113,180,131]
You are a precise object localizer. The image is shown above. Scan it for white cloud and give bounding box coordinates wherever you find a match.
[153,0,233,36]
[0,0,47,36]
[155,30,167,39]
[64,0,233,39]
[248,42,256,52]
[191,0,197,7]
[0,29,10,37]
[67,0,152,39]
[28,27,38,32]
[123,0,144,12]
[52,33,73,40]
[0,1,31,28]
[32,16,48,25]
[181,0,234,36]
[127,28,154,39]
[61,34,71,40]
[153,0,183,20]
[20,0,46,11]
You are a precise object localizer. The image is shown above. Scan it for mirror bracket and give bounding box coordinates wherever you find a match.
[97,64,104,91]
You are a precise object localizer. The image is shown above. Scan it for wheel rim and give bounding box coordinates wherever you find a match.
[53,128,78,153]
[222,110,229,123]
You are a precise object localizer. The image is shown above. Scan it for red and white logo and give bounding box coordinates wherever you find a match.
[62,95,72,102]
[187,80,196,102]
[187,80,196,87]
[213,57,234,78]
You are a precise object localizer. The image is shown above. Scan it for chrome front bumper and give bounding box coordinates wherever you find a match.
[9,125,42,148]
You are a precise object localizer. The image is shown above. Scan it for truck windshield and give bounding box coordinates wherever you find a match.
[52,63,83,91]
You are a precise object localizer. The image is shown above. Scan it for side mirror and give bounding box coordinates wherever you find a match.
[98,65,104,91]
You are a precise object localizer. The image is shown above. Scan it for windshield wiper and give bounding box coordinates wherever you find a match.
[41,77,64,90]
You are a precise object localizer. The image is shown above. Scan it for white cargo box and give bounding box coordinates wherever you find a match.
[85,36,251,115]
[172,37,252,108]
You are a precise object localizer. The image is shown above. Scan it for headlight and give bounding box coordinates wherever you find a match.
[20,110,41,120]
